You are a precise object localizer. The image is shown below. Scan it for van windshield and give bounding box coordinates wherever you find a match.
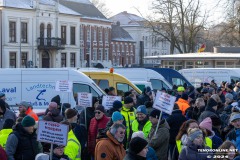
[172,78,186,86]
[117,83,137,96]
[73,83,105,99]
[150,79,169,90]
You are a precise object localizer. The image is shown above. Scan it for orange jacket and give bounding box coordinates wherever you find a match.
[175,98,190,115]
[26,108,39,121]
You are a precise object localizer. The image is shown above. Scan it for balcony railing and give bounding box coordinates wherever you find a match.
[37,37,65,50]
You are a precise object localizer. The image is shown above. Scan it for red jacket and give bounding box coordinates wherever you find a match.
[0,145,7,160]
[88,115,110,156]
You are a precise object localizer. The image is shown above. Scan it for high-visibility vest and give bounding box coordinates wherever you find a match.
[176,137,212,153]
[120,106,136,139]
[64,130,81,160]
[0,129,12,149]
[132,119,152,138]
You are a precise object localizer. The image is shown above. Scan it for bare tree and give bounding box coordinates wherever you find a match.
[91,0,112,18]
[146,0,209,54]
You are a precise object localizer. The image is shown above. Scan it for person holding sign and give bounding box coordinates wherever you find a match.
[147,109,170,160]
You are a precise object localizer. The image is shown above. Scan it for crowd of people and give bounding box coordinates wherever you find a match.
[1,80,240,160]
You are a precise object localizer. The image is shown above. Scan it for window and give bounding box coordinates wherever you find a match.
[130,45,133,52]
[61,26,66,44]
[104,49,108,61]
[73,83,99,99]
[70,53,76,67]
[93,79,109,90]
[126,45,129,52]
[87,28,90,42]
[130,56,133,64]
[121,44,125,52]
[98,49,102,61]
[21,52,27,68]
[172,78,186,86]
[70,27,75,45]
[9,52,16,68]
[9,21,16,42]
[162,39,167,49]
[80,26,84,41]
[47,24,51,38]
[40,23,44,38]
[126,56,129,64]
[98,29,102,41]
[117,44,120,52]
[61,53,66,67]
[93,29,97,41]
[150,79,170,90]
[93,49,97,61]
[112,44,115,52]
[21,22,27,43]
[116,83,134,96]
[105,30,108,42]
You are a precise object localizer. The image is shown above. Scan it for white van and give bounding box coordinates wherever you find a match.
[0,68,105,110]
[179,68,240,87]
[112,68,172,90]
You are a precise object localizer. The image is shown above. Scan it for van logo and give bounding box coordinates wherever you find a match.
[1,87,16,93]
[36,89,46,101]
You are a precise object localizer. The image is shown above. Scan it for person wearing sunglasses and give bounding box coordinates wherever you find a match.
[88,105,110,158]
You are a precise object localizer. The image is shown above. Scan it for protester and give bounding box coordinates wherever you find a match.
[0,119,15,149]
[137,87,152,106]
[215,140,237,160]
[108,87,117,96]
[0,93,10,109]
[132,105,152,138]
[124,137,148,160]
[5,116,42,160]
[43,102,63,123]
[108,100,122,116]
[52,144,70,160]
[148,109,169,160]
[95,123,126,160]
[198,98,219,123]
[17,101,38,121]
[0,99,16,130]
[175,93,190,115]
[176,86,185,101]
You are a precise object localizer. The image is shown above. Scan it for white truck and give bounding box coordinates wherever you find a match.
[179,68,240,87]
[0,68,105,110]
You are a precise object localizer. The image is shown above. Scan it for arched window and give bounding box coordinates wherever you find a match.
[47,24,51,38]
[40,23,44,38]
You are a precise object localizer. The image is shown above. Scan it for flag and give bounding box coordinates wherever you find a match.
[198,44,206,53]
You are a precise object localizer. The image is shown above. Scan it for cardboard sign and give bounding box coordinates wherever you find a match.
[78,92,92,107]
[153,91,176,115]
[102,96,122,110]
[37,121,68,146]
[55,80,72,92]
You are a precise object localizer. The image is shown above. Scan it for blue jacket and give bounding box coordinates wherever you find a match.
[147,147,158,160]
[211,135,223,149]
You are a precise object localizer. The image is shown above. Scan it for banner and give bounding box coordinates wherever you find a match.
[55,80,72,92]
[102,96,121,110]
[78,92,92,107]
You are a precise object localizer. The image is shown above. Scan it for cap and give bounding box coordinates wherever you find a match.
[16,101,32,108]
[177,86,185,92]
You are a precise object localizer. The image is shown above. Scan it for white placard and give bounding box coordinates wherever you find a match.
[55,80,72,92]
[37,121,68,146]
[102,96,122,110]
[153,91,176,115]
[78,92,92,107]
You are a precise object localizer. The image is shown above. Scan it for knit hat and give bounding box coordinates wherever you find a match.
[131,131,145,139]
[129,137,148,154]
[199,117,212,132]
[48,102,58,110]
[230,112,240,122]
[181,93,188,101]
[177,86,185,92]
[112,100,123,109]
[124,96,133,104]
[225,93,233,101]
[137,105,147,115]
[3,119,15,129]
[207,98,218,108]
[51,95,61,106]
[0,99,5,109]
[188,129,203,142]
[95,104,105,113]
[0,93,5,98]
[21,116,35,127]
[112,111,123,122]
[65,108,78,119]
[149,109,161,119]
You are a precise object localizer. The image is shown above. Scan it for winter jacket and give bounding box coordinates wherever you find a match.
[198,107,219,123]
[0,129,12,149]
[146,147,158,160]
[175,98,190,115]
[137,94,151,106]
[43,108,63,123]
[64,130,81,160]
[0,109,16,130]
[79,107,95,130]
[147,119,170,160]
[25,107,39,121]
[0,145,7,160]
[179,140,212,160]
[5,123,42,160]
[132,117,152,138]
[95,130,126,160]
[88,115,110,155]
[71,123,87,151]
[52,153,70,160]
[124,150,146,160]
[208,131,223,149]
[166,110,187,144]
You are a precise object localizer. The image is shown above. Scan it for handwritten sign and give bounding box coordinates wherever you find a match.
[153,91,176,115]
[55,80,72,92]
[37,121,68,146]
[78,92,92,107]
[102,96,122,110]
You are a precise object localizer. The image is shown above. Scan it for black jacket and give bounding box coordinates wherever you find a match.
[52,153,69,160]
[124,150,146,160]
[166,110,187,144]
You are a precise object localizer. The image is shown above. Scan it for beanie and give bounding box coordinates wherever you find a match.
[51,95,61,106]
[181,93,188,101]
[149,109,161,119]
[129,137,148,154]
[137,105,147,115]
[124,96,133,104]
[199,117,212,132]
[112,100,123,109]
[35,153,50,160]
[0,93,5,99]
[188,129,203,142]
[21,116,35,127]
[48,102,58,110]
[225,93,233,101]
[112,111,123,122]
[3,119,15,129]
[207,98,218,108]
[95,104,105,113]
[65,108,78,119]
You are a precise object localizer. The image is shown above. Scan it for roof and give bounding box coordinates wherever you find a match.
[58,0,108,20]
[109,11,145,27]
[144,52,240,60]
[111,23,135,42]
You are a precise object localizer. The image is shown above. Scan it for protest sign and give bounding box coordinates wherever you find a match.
[78,92,92,107]
[153,91,176,115]
[102,96,121,110]
[37,121,68,146]
[55,80,72,92]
